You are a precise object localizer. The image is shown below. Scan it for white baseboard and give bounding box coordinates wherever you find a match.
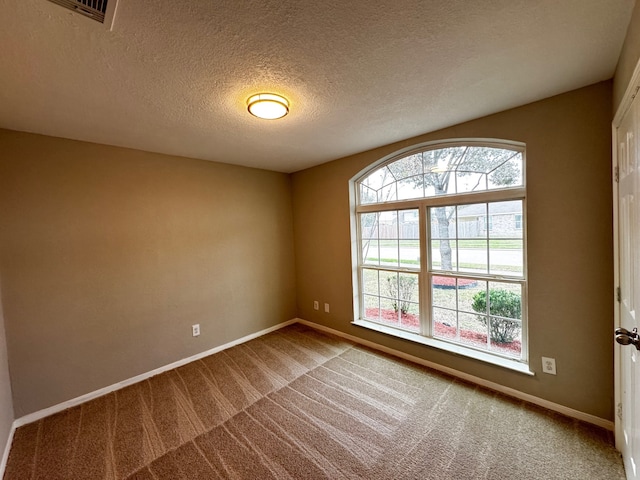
[0,423,16,478]
[13,319,297,429]
[296,318,615,431]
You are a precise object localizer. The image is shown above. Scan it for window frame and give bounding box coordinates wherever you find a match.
[350,139,529,373]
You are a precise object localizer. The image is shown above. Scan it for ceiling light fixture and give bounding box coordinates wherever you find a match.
[247,93,289,120]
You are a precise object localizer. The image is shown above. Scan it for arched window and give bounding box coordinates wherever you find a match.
[351,140,528,369]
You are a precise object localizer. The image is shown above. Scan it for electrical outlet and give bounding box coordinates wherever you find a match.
[324,303,330,313]
[192,324,200,337]
[313,300,319,310]
[542,357,556,375]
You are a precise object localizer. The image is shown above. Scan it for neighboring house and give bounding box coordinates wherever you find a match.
[366,202,522,239]
[455,201,523,238]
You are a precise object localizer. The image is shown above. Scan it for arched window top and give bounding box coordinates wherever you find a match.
[357,142,524,205]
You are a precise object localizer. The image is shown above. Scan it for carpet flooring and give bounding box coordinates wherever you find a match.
[3,323,625,479]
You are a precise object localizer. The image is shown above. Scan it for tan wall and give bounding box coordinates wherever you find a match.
[614,1,640,111]
[292,82,615,420]
[0,130,297,416]
[0,284,14,454]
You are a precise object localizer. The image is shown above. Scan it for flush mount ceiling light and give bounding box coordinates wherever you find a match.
[247,93,289,120]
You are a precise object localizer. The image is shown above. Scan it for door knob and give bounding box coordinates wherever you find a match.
[616,327,634,336]
[616,327,640,350]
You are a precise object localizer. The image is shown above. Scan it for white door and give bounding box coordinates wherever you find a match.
[616,91,640,480]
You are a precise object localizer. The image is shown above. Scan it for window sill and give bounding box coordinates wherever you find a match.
[351,319,534,376]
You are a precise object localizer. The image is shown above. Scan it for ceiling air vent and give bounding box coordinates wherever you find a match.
[47,0,118,27]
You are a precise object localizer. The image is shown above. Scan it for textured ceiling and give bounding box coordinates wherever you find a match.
[0,0,635,172]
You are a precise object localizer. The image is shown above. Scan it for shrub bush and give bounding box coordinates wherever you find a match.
[471,289,521,343]
[385,276,417,314]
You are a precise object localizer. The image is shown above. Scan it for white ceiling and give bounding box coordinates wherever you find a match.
[0,1,635,173]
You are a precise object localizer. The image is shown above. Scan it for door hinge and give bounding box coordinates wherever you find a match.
[618,402,623,421]
[617,286,622,303]
[615,166,620,183]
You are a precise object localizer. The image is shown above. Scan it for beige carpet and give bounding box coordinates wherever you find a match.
[3,323,625,479]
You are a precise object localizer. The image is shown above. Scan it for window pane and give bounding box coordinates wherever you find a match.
[423,147,467,194]
[464,147,520,176]
[399,209,419,239]
[433,307,457,339]
[489,318,522,357]
[362,239,379,265]
[431,239,457,271]
[359,167,396,204]
[424,146,461,195]
[489,239,523,276]
[380,298,399,327]
[379,183,397,202]
[379,211,398,239]
[488,154,523,190]
[456,171,486,194]
[387,154,423,181]
[362,269,379,295]
[458,280,487,314]
[458,239,488,274]
[399,240,419,269]
[432,275,457,309]
[363,295,380,321]
[360,184,377,204]
[424,182,437,197]
[361,167,387,191]
[379,270,399,326]
[397,176,424,200]
[376,271,420,331]
[379,270,397,297]
[457,203,486,239]
[430,206,456,239]
[424,172,457,195]
[487,282,522,320]
[401,302,420,333]
[398,272,419,302]
[488,201,523,239]
[361,213,379,239]
[458,312,488,350]
[379,240,398,267]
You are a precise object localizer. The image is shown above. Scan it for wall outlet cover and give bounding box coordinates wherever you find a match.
[541,356,556,375]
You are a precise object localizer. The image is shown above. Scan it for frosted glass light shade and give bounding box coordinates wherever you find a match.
[247,93,289,120]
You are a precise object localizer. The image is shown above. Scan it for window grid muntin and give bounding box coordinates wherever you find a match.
[360,266,421,333]
[354,141,527,364]
[356,196,527,362]
[358,206,421,334]
[358,142,524,206]
[428,271,525,360]
[429,200,524,279]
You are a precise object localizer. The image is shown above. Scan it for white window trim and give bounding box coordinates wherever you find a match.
[351,318,533,375]
[349,139,528,372]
